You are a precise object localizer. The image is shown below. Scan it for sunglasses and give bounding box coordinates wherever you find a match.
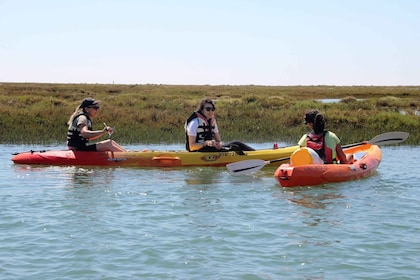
[88,106,100,110]
[204,107,215,112]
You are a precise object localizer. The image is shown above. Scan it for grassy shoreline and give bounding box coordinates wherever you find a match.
[1,83,419,146]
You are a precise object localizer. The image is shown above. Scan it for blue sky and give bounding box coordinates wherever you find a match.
[1,0,419,85]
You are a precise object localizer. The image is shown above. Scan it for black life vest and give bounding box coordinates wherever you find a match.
[67,112,92,148]
[185,111,215,151]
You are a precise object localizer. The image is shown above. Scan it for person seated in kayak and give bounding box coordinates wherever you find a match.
[67,98,127,152]
[184,97,255,153]
[298,109,352,164]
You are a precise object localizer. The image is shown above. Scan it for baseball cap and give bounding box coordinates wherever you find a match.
[80,98,101,108]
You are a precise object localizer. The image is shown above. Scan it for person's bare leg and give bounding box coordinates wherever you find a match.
[96,140,127,152]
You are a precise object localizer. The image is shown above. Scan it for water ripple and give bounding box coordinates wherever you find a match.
[1,145,419,279]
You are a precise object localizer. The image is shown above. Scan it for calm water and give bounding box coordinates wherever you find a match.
[1,143,419,280]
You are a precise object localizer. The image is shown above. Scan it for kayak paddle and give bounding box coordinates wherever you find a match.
[342,131,409,148]
[226,131,409,175]
[226,157,290,175]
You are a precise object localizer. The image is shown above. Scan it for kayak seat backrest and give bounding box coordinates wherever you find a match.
[290,147,324,166]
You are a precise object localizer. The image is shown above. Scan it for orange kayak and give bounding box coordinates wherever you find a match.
[274,144,382,187]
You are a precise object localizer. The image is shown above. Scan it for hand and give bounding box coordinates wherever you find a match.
[207,140,222,150]
[103,122,113,135]
[106,126,114,134]
[103,123,114,137]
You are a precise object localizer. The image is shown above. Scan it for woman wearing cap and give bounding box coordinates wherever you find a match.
[298,109,352,164]
[184,97,254,152]
[67,98,127,152]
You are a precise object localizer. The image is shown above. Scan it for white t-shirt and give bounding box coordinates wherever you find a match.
[76,115,89,129]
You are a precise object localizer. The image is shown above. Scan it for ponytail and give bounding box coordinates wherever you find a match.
[313,113,325,134]
[67,105,83,126]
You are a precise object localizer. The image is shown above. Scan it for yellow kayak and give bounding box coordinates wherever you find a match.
[11,146,299,167]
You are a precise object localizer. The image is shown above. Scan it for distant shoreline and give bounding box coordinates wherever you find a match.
[2,81,420,87]
[1,83,418,145]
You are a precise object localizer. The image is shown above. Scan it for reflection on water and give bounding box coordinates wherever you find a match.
[280,187,345,210]
[273,187,347,230]
[183,167,225,186]
[287,192,345,210]
[12,165,117,189]
[65,167,116,187]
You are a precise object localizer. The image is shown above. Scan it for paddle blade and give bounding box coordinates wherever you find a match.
[226,159,267,175]
[368,131,409,145]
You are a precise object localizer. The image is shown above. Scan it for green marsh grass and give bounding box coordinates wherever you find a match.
[0,83,419,146]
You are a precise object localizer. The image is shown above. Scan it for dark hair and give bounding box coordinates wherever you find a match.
[305,109,325,134]
[197,97,216,111]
